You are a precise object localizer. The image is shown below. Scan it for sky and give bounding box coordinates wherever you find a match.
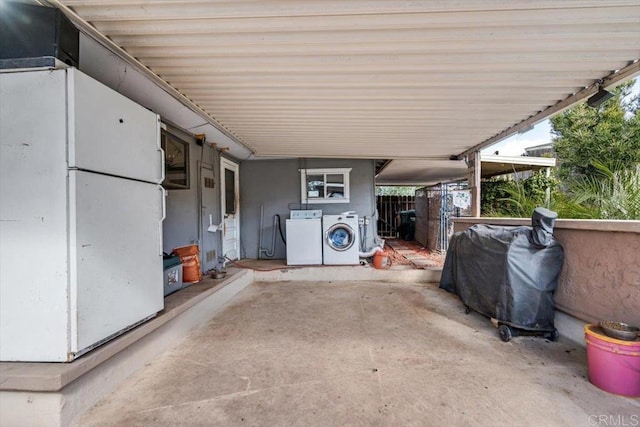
[482,77,640,157]
[482,121,552,156]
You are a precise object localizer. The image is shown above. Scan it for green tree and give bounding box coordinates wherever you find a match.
[481,170,558,217]
[562,162,640,220]
[375,186,419,196]
[551,81,640,180]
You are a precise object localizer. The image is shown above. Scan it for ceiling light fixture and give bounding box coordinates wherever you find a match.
[517,125,534,134]
[587,86,614,108]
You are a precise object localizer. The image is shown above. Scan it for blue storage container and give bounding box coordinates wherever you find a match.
[163,256,183,296]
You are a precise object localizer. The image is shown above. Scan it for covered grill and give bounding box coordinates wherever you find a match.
[440,208,564,341]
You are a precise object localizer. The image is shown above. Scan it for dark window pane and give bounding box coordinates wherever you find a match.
[326,174,344,184]
[306,174,324,198]
[161,131,190,189]
[225,168,235,214]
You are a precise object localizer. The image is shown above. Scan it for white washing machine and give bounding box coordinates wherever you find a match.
[322,213,360,265]
[286,210,323,265]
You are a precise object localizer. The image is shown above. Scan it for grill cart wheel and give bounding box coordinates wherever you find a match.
[546,329,560,341]
[498,324,513,342]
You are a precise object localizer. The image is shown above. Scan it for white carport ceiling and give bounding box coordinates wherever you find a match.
[375,159,468,186]
[58,0,640,160]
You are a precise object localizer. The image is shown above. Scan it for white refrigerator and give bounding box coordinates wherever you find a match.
[0,68,165,362]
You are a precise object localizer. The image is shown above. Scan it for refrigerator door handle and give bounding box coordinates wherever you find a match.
[159,146,165,184]
[159,186,166,256]
[160,186,166,221]
[158,118,165,184]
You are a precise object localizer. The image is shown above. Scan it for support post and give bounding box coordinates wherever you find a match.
[545,167,551,208]
[468,151,481,217]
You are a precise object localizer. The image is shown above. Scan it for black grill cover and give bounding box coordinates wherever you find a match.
[440,208,564,332]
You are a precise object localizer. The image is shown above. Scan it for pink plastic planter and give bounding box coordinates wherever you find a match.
[584,324,640,397]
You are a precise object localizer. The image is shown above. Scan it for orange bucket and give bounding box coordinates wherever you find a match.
[373,250,391,269]
[173,244,202,283]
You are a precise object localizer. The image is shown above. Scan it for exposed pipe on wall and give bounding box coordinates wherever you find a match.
[196,143,205,267]
[364,159,379,251]
[258,206,279,259]
[258,204,265,259]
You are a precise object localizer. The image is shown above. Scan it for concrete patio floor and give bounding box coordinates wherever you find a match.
[78,281,639,426]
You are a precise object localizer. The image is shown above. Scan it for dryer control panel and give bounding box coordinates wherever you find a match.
[290,209,322,219]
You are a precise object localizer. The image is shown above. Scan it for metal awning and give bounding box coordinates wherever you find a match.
[375,155,556,186]
[51,0,639,179]
[480,154,556,179]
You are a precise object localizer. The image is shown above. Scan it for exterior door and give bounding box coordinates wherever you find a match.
[200,163,218,272]
[220,158,240,261]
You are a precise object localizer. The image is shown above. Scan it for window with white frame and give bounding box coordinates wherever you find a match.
[300,168,351,204]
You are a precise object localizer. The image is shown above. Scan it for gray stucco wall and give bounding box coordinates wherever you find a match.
[240,158,377,259]
[161,125,225,272]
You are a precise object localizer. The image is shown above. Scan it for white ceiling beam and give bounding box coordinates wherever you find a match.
[188,85,571,93]
[142,52,637,69]
[219,122,502,128]
[110,25,639,46]
[69,3,640,23]
[251,143,469,150]
[152,64,626,75]
[204,106,535,113]
[250,152,457,160]
[161,69,613,77]
[210,114,536,121]
[195,102,555,110]
[127,43,640,59]
[62,0,640,9]
[164,70,603,84]
[168,78,593,90]
[250,143,461,149]
[175,82,589,91]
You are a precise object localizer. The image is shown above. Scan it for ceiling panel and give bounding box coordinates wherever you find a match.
[59,0,640,163]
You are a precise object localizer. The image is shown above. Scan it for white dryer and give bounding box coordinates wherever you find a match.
[322,213,360,265]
